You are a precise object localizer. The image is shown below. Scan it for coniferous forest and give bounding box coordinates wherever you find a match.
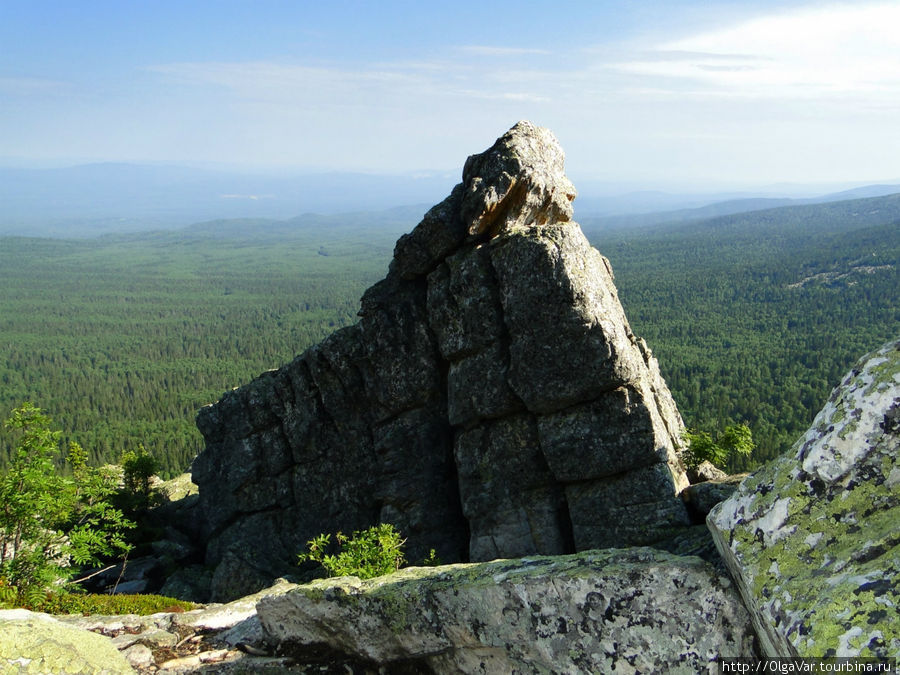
[587,193,900,470]
[1,194,898,476]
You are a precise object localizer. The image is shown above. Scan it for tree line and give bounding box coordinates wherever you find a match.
[0,227,393,476]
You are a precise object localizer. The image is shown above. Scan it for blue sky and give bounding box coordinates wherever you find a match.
[2,1,899,188]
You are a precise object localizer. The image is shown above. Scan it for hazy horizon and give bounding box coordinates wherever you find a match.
[2,1,899,189]
[2,157,898,239]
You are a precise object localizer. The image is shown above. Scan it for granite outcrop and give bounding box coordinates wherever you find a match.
[192,121,691,601]
[708,338,900,658]
[2,550,758,673]
[259,548,757,673]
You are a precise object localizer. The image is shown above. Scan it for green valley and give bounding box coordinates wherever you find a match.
[1,194,897,475]
[0,214,409,475]
[589,193,900,470]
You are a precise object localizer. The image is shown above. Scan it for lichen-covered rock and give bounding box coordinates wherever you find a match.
[708,338,900,658]
[258,548,757,673]
[0,608,135,674]
[192,121,690,600]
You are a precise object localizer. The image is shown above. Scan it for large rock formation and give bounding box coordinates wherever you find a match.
[258,549,757,673]
[708,338,900,658]
[193,121,691,600]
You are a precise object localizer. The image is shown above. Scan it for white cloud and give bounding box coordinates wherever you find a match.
[147,57,555,109]
[609,2,900,101]
[148,61,425,102]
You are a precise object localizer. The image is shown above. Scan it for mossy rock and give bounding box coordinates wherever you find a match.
[258,547,756,673]
[708,338,900,658]
[0,608,134,674]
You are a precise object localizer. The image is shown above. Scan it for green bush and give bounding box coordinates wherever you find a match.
[298,523,406,580]
[421,549,442,566]
[682,423,754,470]
[0,404,133,599]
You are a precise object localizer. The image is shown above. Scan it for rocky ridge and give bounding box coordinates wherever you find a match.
[2,120,897,670]
[192,121,692,601]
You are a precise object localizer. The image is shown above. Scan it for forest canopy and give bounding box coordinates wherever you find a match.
[1,194,898,475]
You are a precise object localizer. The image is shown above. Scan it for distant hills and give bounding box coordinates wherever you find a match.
[582,191,900,242]
[0,163,455,237]
[180,205,424,243]
[0,160,897,238]
[579,184,900,232]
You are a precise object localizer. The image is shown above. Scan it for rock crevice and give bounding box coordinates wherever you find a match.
[192,121,691,601]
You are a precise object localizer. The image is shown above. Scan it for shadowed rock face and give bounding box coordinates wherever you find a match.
[192,121,690,601]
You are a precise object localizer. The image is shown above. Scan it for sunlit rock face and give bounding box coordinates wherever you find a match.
[192,121,690,601]
[0,609,135,674]
[257,549,757,673]
[708,338,900,659]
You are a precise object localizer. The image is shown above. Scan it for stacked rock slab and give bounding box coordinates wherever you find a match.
[708,339,900,658]
[258,549,757,673]
[193,121,691,601]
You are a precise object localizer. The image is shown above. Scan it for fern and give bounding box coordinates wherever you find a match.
[0,578,18,608]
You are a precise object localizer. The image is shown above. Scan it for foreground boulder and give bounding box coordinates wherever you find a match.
[0,608,134,674]
[193,121,691,600]
[708,338,900,658]
[682,473,746,519]
[258,548,757,673]
[2,551,756,673]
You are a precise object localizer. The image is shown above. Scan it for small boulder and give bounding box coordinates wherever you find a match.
[682,473,747,519]
[688,460,729,484]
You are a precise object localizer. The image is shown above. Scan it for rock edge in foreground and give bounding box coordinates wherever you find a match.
[708,338,900,659]
[258,547,757,673]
